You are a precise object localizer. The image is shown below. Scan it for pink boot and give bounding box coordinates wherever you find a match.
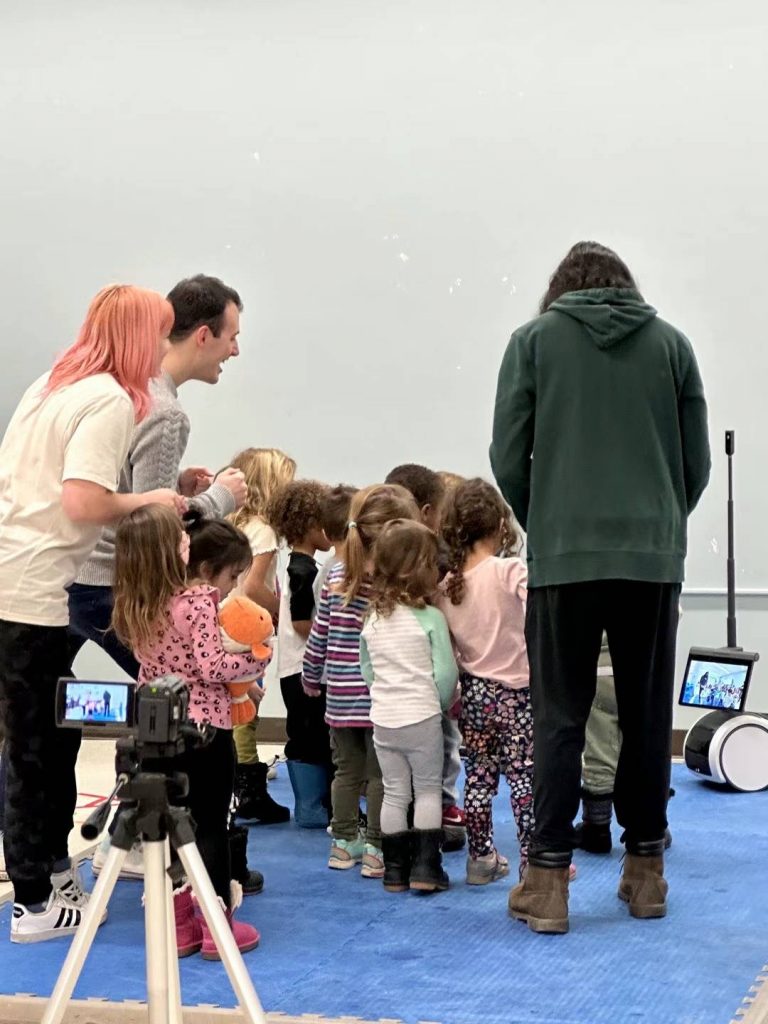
[201,909,260,960]
[174,887,202,958]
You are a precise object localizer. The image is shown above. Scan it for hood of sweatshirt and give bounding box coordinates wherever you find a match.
[548,288,658,349]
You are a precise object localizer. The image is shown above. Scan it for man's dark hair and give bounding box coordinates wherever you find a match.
[167,274,243,341]
[385,464,444,511]
[540,242,638,313]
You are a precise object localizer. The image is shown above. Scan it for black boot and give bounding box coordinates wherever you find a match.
[409,829,449,893]
[382,832,411,893]
[235,762,290,825]
[573,790,613,854]
[228,824,264,895]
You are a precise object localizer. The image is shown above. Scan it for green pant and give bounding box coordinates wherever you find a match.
[233,720,260,765]
[582,675,621,796]
[330,726,382,845]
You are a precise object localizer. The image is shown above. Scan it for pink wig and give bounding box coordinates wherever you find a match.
[46,285,174,422]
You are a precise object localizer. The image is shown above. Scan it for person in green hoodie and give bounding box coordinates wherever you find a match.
[491,241,710,933]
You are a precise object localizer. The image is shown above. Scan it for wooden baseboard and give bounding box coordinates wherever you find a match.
[256,716,287,743]
[672,729,685,758]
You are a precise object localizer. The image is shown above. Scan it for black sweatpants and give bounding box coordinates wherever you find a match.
[525,580,681,856]
[280,673,333,766]
[0,620,81,906]
[172,727,235,907]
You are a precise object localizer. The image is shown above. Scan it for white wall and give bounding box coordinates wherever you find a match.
[2,0,768,722]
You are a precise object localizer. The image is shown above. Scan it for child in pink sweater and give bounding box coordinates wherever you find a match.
[435,478,533,885]
[113,504,270,959]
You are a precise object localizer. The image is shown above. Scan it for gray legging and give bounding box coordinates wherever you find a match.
[374,713,443,834]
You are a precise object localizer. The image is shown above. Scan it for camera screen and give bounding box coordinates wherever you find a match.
[62,681,132,724]
[679,655,753,711]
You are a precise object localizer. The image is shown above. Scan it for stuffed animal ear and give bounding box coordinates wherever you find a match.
[252,643,272,660]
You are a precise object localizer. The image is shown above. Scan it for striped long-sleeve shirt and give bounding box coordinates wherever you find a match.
[302,562,373,728]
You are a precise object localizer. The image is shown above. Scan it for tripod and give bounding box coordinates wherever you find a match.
[41,770,267,1024]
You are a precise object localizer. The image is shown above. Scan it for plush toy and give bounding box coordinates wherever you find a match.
[218,595,274,725]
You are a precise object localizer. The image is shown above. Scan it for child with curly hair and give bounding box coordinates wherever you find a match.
[435,478,533,885]
[268,480,333,826]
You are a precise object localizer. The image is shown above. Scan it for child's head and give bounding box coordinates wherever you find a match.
[228,447,297,528]
[112,504,188,653]
[441,478,518,604]
[184,511,253,599]
[342,483,420,603]
[267,480,331,552]
[370,519,440,617]
[437,470,465,491]
[319,484,356,545]
[384,463,445,532]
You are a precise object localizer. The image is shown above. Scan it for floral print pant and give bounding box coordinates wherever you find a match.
[459,673,534,871]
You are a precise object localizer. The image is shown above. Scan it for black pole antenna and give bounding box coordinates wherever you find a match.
[725,430,737,649]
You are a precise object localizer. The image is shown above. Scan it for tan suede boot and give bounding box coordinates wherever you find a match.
[618,853,668,918]
[508,864,570,934]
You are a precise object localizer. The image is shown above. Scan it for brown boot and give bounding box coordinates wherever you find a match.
[508,858,570,934]
[618,844,668,919]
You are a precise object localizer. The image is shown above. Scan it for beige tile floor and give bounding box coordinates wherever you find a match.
[0,741,284,905]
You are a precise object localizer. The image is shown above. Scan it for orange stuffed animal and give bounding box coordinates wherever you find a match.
[218,595,274,725]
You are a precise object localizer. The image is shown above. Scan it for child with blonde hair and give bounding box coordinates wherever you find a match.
[113,504,269,958]
[361,520,458,894]
[303,484,419,876]
[228,447,296,824]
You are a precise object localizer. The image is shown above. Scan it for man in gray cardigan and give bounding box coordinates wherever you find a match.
[68,274,248,675]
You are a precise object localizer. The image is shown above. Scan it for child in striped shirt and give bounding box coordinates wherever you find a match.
[302,483,420,875]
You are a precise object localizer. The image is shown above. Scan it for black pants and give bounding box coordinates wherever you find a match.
[67,583,140,680]
[280,673,333,766]
[525,580,680,856]
[0,620,82,905]
[171,727,235,907]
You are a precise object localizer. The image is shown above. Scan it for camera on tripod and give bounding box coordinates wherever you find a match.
[55,675,212,763]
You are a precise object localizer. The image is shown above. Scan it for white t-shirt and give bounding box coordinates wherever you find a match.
[0,373,134,626]
[237,516,279,592]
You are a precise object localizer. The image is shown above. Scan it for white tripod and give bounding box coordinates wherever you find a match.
[41,770,267,1024]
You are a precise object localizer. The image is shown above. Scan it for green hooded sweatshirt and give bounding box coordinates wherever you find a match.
[490,288,711,588]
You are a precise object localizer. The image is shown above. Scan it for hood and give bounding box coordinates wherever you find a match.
[548,288,657,349]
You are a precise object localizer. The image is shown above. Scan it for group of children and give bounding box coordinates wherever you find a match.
[105,449,538,957]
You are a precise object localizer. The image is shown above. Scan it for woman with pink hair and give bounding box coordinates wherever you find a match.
[0,284,185,944]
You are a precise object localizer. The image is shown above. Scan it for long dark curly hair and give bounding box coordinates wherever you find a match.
[441,478,518,605]
[540,241,638,313]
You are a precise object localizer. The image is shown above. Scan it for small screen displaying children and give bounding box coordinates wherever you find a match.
[679,658,751,711]
[63,681,131,724]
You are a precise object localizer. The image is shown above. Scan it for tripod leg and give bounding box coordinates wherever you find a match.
[176,842,267,1024]
[164,839,183,1023]
[41,845,127,1024]
[144,840,173,1024]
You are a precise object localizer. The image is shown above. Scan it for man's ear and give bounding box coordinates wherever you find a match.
[195,324,211,348]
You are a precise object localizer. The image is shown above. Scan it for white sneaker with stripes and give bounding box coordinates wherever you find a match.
[11,892,84,943]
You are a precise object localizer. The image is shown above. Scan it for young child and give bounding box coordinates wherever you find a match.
[113,504,269,958]
[313,484,357,601]
[435,478,533,884]
[229,446,296,824]
[267,480,333,827]
[361,520,458,894]
[184,512,268,895]
[302,483,419,876]
[385,464,465,850]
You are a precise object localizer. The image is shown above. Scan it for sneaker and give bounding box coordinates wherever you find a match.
[361,844,385,879]
[51,864,90,908]
[328,836,365,870]
[466,849,510,886]
[11,891,89,943]
[0,832,8,883]
[92,836,144,880]
[442,805,466,827]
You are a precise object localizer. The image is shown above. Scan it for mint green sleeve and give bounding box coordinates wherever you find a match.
[359,633,374,690]
[415,607,459,710]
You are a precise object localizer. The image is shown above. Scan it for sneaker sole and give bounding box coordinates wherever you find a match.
[12,926,82,944]
[361,865,385,879]
[409,880,449,893]
[383,882,409,892]
[328,857,361,870]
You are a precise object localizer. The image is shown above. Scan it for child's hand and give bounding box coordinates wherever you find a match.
[248,682,265,704]
[303,684,320,698]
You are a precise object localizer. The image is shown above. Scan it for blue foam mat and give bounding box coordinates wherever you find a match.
[0,763,765,1024]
